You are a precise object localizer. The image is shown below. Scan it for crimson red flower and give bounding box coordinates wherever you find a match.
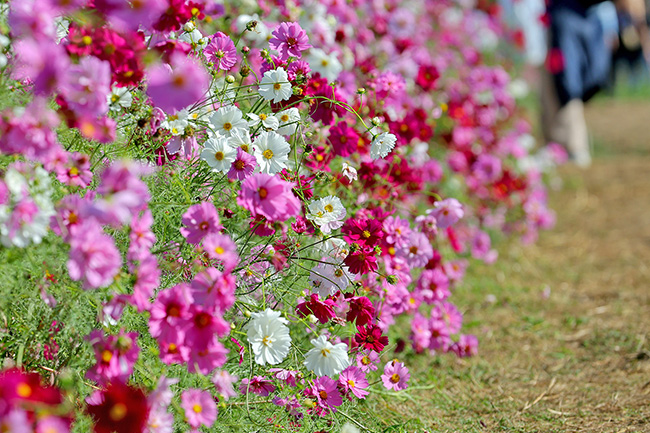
[342,218,384,248]
[329,123,360,157]
[354,324,389,352]
[415,64,440,91]
[296,294,336,324]
[343,247,378,275]
[0,368,64,418]
[346,296,375,326]
[86,382,149,433]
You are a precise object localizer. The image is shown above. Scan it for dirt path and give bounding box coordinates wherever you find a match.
[374,100,650,432]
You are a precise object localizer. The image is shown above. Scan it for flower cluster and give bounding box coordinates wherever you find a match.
[0,0,562,430]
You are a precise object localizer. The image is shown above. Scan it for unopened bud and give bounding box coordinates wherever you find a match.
[183,22,196,32]
[357,87,366,95]
[386,275,399,285]
[371,116,382,126]
[225,75,235,84]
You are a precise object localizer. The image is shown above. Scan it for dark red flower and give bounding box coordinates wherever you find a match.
[343,247,378,275]
[328,123,360,157]
[354,324,389,352]
[296,294,336,324]
[86,382,149,433]
[342,218,384,248]
[346,296,375,326]
[415,64,440,92]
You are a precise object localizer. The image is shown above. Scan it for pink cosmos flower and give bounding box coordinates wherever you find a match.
[181,389,217,429]
[227,147,257,181]
[355,351,380,373]
[55,152,93,188]
[187,338,228,375]
[397,231,433,268]
[450,334,478,358]
[410,313,432,353]
[239,376,275,396]
[269,369,302,387]
[431,301,463,334]
[212,370,239,400]
[128,210,156,262]
[67,220,121,289]
[149,283,192,342]
[186,304,230,351]
[60,56,111,117]
[146,53,210,113]
[237,173,301,223]
[204,32,238,70]
[416,268,450,303]
[269,22,311,60]
[202,233,239,271]
[180,202,222,244]
[92,160,152,226]
[429,198,464,229]
[131,255,160,312]
[86,330,139,385]
[310,376,342,413]
[338,366,369,399]
[190,267,236,311]
[381,360,410,391]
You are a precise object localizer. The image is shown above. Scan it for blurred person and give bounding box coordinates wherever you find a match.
[611,0,650,87]
[541,0,614,167]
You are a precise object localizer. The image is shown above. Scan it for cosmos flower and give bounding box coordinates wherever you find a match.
[304,335,349,377]
[258,67,292,103]
[245,309,292,365]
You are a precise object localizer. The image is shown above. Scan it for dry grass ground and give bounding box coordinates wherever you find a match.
[368,99,650,432]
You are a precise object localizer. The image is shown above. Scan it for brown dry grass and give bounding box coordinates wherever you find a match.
[371,100,650,432]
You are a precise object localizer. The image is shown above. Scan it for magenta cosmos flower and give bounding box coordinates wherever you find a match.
[429,198,464,229]
[310,376,342,413]
[204,32,238,70]
[381,360,410,391]
[146,53,210,113]
[67,220,121,290]
[269,22,311,61]
[180,202,222,244]
[338,366,369,399]
[237,173,301,223]
[181,389,217,429]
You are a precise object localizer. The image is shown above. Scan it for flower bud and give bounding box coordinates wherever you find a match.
[225,75,235,84]
[183,22,196,32]
[371,116,382,126]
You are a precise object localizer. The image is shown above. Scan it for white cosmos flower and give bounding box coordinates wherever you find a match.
[228,129,254,154]
[305,195,346,234]
[370,132,397,159]
[245,309,291,366]
[209,105,249,138]
[306,48,342,81]
[201,136,237,173]
[341,163,357,182]
[107,85,132,112]
[248,112,279,130]
[309,259,352,297]
[304,335,350,377]
[258,67,292,103]
[276,107,300,136]
[253,131,290,174]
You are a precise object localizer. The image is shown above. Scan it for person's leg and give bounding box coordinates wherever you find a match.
[558,98,591,167]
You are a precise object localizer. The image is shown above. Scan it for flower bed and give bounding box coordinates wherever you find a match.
[0,0,563,431]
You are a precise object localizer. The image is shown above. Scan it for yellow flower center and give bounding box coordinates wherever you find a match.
[215,151,224,161]
[263,149,274,159]
[262,336,271,346]
[390,373,400,383]
[82,35,92,46]
[16,383,32,398]
[240,144,249,153]
[324,204,334,212]
[215,246,225,255]
[102,350,113,363]
[273,83,282,90]
[281,115,289,122]
[223,122,232,131]
[193,403,203,413]
[259,113,267,120]
[320,348,330,357]
[362,230,371,239]
[109,403,128,421]
[258,187,268,199]
[347,379,355,387]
